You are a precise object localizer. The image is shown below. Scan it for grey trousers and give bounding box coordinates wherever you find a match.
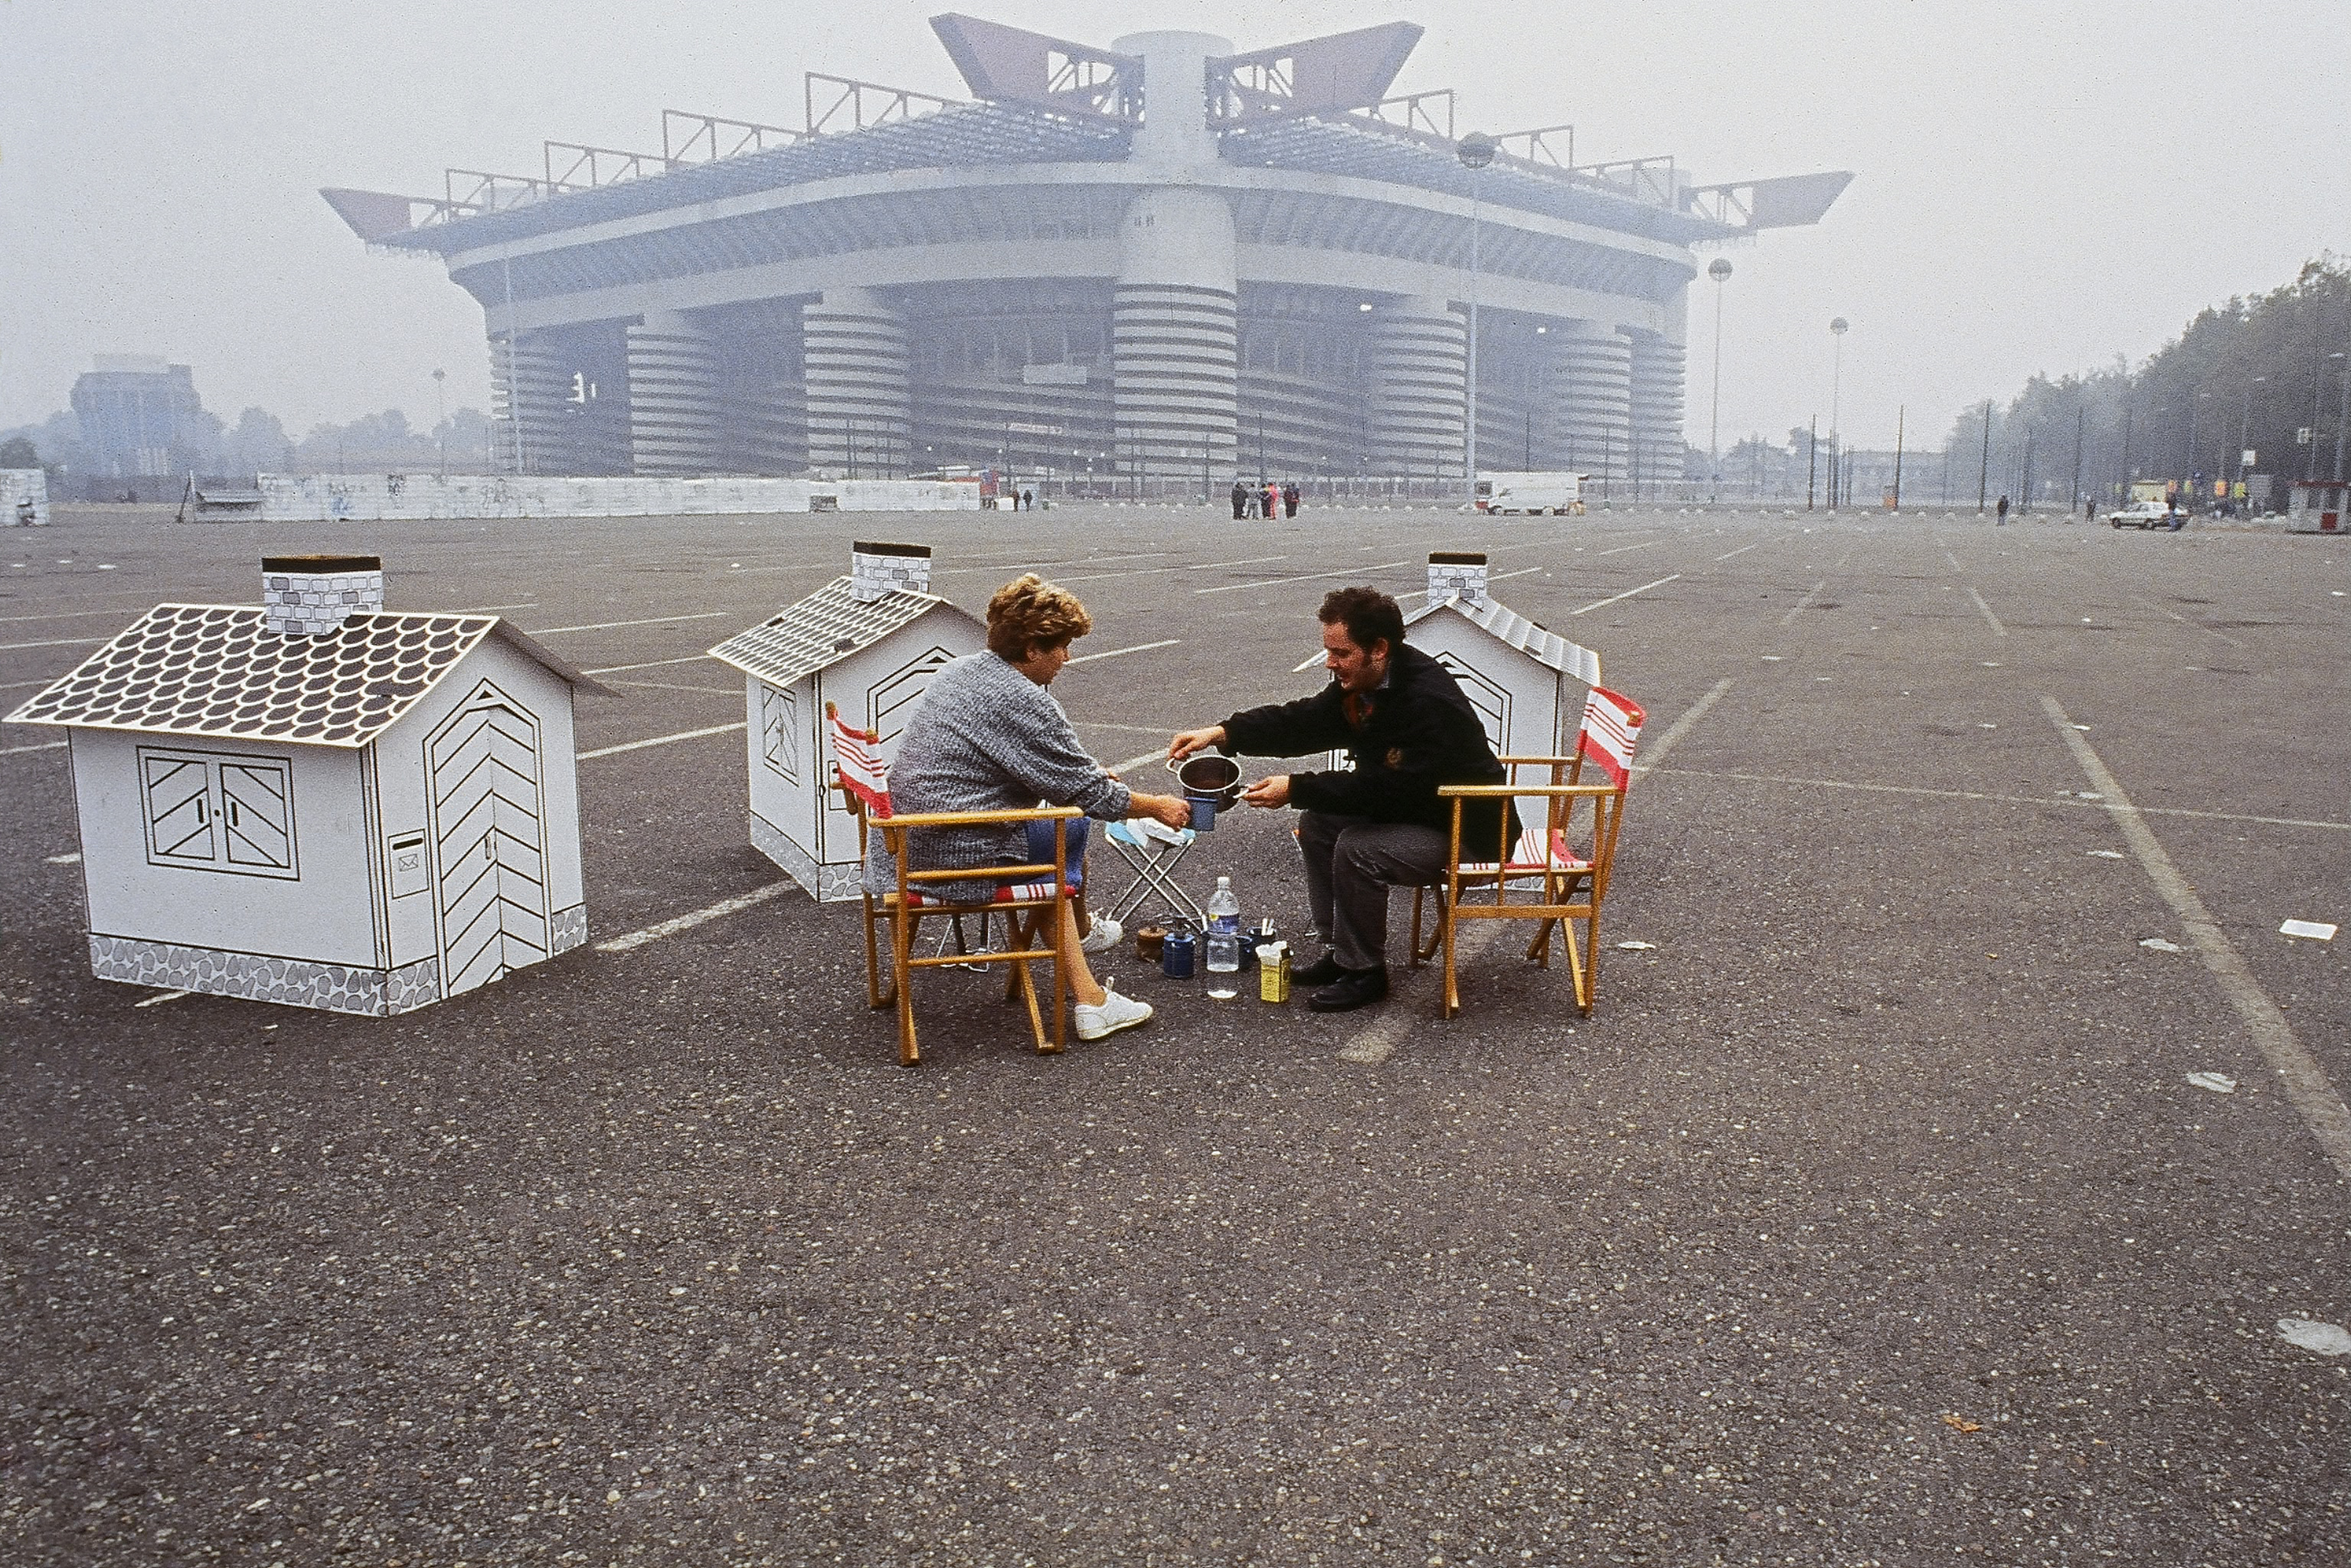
[1296,811,1450,970]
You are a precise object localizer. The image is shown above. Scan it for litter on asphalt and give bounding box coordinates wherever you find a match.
[2088,850,2126,859]
[2186,1073,2237,1094]
[1616,940,1657,951]
[2139,937,2185,952]
[2279,920,2337,942]
[2277,1319,2351,1357]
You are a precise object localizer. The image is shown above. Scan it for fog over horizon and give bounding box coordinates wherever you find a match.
[5,0,2345,452]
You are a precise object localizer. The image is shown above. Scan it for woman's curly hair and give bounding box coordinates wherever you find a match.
[986,573,1093,661]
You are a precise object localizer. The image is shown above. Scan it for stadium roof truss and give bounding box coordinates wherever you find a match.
[323,13,1847,256]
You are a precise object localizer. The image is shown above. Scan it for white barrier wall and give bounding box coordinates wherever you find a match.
[253,474,984,522]
[3,469,50,527]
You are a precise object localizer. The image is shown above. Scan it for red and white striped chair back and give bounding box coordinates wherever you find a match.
[826,703,892,820]
[1574,686,1646,789]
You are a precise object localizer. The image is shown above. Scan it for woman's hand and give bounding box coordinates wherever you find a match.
[1133,792,1194,830]
[1168,725,1226,762]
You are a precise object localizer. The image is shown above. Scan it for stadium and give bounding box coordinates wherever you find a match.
[325,15,1848,490]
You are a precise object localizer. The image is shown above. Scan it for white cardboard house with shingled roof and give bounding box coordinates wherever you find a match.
[707,542,984,902]
[6,554,608,1014]
[1399,552,1604,833]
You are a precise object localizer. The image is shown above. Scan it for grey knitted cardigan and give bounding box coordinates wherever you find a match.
[865,650,1132,901]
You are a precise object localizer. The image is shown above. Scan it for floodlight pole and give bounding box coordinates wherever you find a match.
[1977,400,1993,512]
[1707,258,1732,501]
[1827,317,1848,511]
[1457,133,1496,508]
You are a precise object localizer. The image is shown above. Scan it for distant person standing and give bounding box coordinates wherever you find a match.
[1996,494,2009,526]
[1231,479,1249,521]
[1282,481,1300,518]
[1261,481,1277,521]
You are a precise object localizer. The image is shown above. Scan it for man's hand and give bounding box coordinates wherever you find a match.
[1168,725,1227,762]
[1241,774,1290,809]
[1131,792,1193,831]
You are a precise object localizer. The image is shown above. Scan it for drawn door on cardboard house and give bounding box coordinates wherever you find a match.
[426,680,551,996]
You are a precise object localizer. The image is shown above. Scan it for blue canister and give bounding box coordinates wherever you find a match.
[1186,794,1218,831]
[1160,924,1197,979]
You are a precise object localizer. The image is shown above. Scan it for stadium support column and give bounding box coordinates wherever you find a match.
[1371,296,1467,485]
[1112,188,1238,485]
[487,331,569,476]
[1557,324,1633,480]
[626,312,723,476]
[803,289,910,477]
[1627,329,1688,491]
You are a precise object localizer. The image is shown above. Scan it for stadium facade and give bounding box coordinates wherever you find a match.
[326,17,1847,486]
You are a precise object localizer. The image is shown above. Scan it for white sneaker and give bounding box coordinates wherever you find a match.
[1074,981,1153,1041]
[1080,913,1123,954]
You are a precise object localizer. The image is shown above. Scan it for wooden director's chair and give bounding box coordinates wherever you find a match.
[1408,686,1646,1018]
[827,704,1080,1067]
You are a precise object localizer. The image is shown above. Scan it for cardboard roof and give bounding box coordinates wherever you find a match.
[1404,594,1601,688]
[5,605,610,749]
[706,577,981,689]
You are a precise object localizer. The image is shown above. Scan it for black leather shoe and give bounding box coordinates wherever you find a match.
[1307,965,1388,1013]
[1290,952,1349,988]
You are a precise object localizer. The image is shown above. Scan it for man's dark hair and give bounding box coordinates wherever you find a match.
[1318,586,1404,655]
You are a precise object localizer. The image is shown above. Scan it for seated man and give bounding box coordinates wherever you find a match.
[1169,586,1517,1013]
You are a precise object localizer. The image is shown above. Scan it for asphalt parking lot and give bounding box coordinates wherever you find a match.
[3,499,2346,1566]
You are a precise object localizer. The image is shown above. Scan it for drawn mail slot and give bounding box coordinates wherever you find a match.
[388,831,428,898]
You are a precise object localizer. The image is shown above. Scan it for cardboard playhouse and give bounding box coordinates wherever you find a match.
[6,554,609,1014]
[707,542,986,902]
[1401,552,1604,836]
[2286,479,2346,534]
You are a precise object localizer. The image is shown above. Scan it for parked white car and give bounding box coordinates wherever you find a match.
[2106,500,2184,531]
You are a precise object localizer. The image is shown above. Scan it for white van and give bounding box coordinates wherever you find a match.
[1474,472,1585,514]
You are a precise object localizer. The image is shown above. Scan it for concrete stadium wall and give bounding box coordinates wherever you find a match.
[4,469,51,527]
[252,474,983,522]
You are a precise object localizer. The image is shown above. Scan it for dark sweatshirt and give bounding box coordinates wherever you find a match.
[1222,642,1520,852]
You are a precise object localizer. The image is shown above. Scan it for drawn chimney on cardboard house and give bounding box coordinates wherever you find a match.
[707,542,986,901]
[7,555,609,1013]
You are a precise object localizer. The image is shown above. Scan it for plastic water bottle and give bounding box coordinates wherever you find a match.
[1205,877,1241,974]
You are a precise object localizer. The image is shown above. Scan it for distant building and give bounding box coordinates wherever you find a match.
[69,355,210,479]
[325,15,1846,485]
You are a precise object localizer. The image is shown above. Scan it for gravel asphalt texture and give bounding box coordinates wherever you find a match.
[2,501,2346,1566]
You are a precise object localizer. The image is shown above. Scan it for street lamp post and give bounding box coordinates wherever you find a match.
[1826,317,1848,511]
[1977,400,1993,513]
[2237,375,2264,512]
[432,368,447,478]
[2330,351,2349,482]
[2187,390,2209,507]
[1457,132,1496,507]
[1707,258,1732,501]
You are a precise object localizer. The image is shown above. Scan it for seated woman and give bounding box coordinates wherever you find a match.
[876,573,1192,1040]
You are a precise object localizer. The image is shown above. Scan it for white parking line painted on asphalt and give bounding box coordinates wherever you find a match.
[1965,587,2009,637]
[1068,639,1181,665]
[526,612,728,635]
[1629,678,1733,776]
[1340,677,1732,1067]
[1195,560,1410,596]
[1054,555,1290,586]
[0,606,144,625]
[1594,540,1662,556]
[1646,764,2351,834]
[1712,542,1766,562]
[1568,574,1681,617]
[583,655,712,676]
[1777,580,1829,626]
[0,635,106,652]
[2041,694,2351,1183]
[459,602,541,613]
[1942,549,1964,572]
[597,880,797,953]
[1,740,67,757]
[577,721,745,760]
[1108,748,1168,774]
[604,678,742,696]
[2134,595,2248,649]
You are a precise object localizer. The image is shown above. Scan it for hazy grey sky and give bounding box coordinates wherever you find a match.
[5,1,2345,450]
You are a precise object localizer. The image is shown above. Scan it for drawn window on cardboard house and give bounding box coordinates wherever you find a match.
[1430,652,1513,757]
[868,645,956,747]
[139,746,296,877]
[760,681,799,783]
